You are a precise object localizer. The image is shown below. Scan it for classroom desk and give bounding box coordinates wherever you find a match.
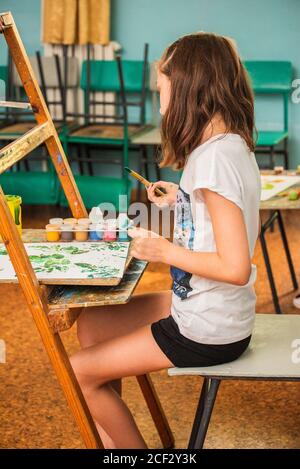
[131,127,161,146]
[259,176,300,314]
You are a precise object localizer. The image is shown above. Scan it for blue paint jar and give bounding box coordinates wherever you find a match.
[118,230,128,241]
[96,223,104,240]
[89,223,101,241]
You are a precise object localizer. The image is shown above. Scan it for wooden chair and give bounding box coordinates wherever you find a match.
[0,11,174,449]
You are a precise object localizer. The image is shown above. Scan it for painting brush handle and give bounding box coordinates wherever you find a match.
[125,167,165,196]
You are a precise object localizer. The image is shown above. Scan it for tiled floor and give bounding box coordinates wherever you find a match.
[0,207,300,448]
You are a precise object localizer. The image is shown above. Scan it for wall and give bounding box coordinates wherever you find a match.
[1,0,300,170]
[111,0,300,169]
[0,0,42,64]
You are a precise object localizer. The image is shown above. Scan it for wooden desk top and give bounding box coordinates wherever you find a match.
[260,170,300,210]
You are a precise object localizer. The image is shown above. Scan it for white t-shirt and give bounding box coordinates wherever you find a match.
[171,133,261,344]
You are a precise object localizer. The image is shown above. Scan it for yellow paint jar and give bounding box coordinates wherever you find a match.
[78,218,90,226]
[74,224,89,242]
[45,224,60,242]
[63,218,78,225]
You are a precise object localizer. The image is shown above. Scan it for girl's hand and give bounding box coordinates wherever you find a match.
[128,227,173,263]
[147,181,178,207]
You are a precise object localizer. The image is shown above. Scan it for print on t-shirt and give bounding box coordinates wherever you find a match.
[171,186,195,300]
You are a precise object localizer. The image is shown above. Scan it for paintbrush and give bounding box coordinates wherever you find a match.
[125,167,166,196]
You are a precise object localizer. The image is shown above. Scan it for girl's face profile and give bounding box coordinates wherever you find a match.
[157,69,171,115]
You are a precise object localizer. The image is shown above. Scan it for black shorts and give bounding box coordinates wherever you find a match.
[151,315,251,368]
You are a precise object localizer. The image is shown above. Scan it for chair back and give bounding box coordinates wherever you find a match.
[244,61,292,131]
[79,44,149,125]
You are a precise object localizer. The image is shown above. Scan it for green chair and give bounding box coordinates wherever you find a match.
[59,175,131,210]
[0,162,60,205]
[0,55,77,144]
[62,45,149,209]
[0,56,75,205]
[0,64,59,206]
[244,61,292,168]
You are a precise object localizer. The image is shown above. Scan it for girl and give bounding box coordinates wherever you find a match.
[71,32,261,449]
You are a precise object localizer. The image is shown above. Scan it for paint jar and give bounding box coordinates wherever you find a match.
[60,224,74,242]
[74,224,89,242]
[63,218,77,226]
[117,213,130,241]
[96,223,105,240]
[104,219,117,241]
[45,224,60,242]
[89,207,103,224]
[49,217,63,226]
[78,218,90,226]
[274,166,284,175]
[118,229,129,241]
[89,223,101,241]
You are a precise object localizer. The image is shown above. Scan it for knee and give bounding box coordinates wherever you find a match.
[70,351,107,392]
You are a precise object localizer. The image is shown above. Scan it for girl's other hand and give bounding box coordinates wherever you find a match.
[147,181,178,207]
[128,227,173,263]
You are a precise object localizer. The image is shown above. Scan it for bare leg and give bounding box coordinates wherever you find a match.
[71,323,174,448]
[76,291,172,448]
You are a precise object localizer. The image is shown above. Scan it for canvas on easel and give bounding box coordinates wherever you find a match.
[0,241,130,285]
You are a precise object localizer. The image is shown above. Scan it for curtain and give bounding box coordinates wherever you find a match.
[42,0,110,45]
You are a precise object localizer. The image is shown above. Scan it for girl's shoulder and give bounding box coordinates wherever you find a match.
[186,133,254,169]
[191,133,250,158]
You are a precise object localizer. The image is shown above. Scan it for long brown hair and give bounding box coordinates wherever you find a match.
[158,32,255,169]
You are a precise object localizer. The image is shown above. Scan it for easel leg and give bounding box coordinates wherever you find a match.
[48,332,104,448]
[137,374,174,449]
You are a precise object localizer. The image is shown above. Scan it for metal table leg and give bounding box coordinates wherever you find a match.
[260,226,282,314]
[277,210,298,290]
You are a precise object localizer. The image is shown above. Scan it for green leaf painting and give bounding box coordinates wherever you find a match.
[0,241,129,284]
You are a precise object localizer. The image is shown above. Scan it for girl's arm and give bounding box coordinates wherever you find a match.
[129,188,253,286]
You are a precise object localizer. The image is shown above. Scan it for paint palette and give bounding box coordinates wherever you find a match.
[0,242,131,286]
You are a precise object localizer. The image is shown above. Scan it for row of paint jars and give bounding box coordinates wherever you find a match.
[45,217,129,242]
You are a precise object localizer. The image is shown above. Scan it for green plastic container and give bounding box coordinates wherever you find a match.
[5,195,22,236]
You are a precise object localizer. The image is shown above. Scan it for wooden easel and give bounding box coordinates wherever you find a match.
[0,11,173,449]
